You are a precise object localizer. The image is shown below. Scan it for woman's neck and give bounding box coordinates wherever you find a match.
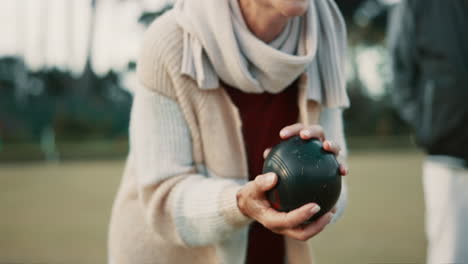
[238,0,289,43]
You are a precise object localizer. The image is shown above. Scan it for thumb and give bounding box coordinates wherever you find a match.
[263,148,271,159]
[253,173,278,193]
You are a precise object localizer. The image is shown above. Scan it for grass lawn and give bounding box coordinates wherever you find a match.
[311,150,426,264]
[0,151,426,264]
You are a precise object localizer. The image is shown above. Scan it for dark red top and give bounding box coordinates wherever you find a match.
[224,82,299,264]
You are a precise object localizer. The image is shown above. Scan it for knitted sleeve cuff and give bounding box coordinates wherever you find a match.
[168,176,251,247]
[219,184,253,228]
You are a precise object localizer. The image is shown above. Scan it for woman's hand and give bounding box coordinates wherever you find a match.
[264,123,348,176]
[237,172,334,241]
[237,123,347,241]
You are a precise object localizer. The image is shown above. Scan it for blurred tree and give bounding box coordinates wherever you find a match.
[336,0,367,19]
[0,0,411,162]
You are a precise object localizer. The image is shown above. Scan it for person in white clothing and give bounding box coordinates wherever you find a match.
[389,1,468,263]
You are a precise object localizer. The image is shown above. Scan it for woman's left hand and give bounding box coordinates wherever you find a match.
[263,123,348,176]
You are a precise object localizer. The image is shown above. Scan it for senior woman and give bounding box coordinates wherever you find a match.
[108,0,350,263]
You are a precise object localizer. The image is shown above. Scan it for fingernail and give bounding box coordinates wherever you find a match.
[342,167,348,175]
[280,130,289,137]
[341,165,349,174]
[310,205,321,214]
[328,213,334,223]
[264,173,275,184]
[302,130,311,137]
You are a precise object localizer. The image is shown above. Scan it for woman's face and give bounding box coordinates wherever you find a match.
[268,0,309,17]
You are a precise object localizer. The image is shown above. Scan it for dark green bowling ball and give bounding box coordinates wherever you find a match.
[263,136,341,222]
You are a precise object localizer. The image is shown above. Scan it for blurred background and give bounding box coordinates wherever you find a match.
[0,0,426,263]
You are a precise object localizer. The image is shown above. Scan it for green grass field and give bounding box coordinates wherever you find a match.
[0,151,426,264]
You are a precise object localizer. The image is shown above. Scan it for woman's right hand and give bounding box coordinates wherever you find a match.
[236,172,334,241]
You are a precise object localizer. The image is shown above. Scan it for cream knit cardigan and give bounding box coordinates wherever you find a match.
[108,11,347,264]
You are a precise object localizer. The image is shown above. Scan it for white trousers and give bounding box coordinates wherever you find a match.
[423,159,468,264]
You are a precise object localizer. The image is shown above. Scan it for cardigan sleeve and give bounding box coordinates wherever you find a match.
[133,13,253,247]
[319,107,347,161]
[319,107,348,223]
[130,85,252,247]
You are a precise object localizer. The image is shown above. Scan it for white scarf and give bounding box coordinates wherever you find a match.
[174,0,350,108]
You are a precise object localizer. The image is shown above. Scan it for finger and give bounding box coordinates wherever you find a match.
[253,173,278,194]
[339,164,348,176]
[260,203,319,230]
[263,148,271,159]
[323,140,341,155]
[299,125,325,141]
[281,203,321,228]
[280,124,305,139]
[283,212,334,241]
